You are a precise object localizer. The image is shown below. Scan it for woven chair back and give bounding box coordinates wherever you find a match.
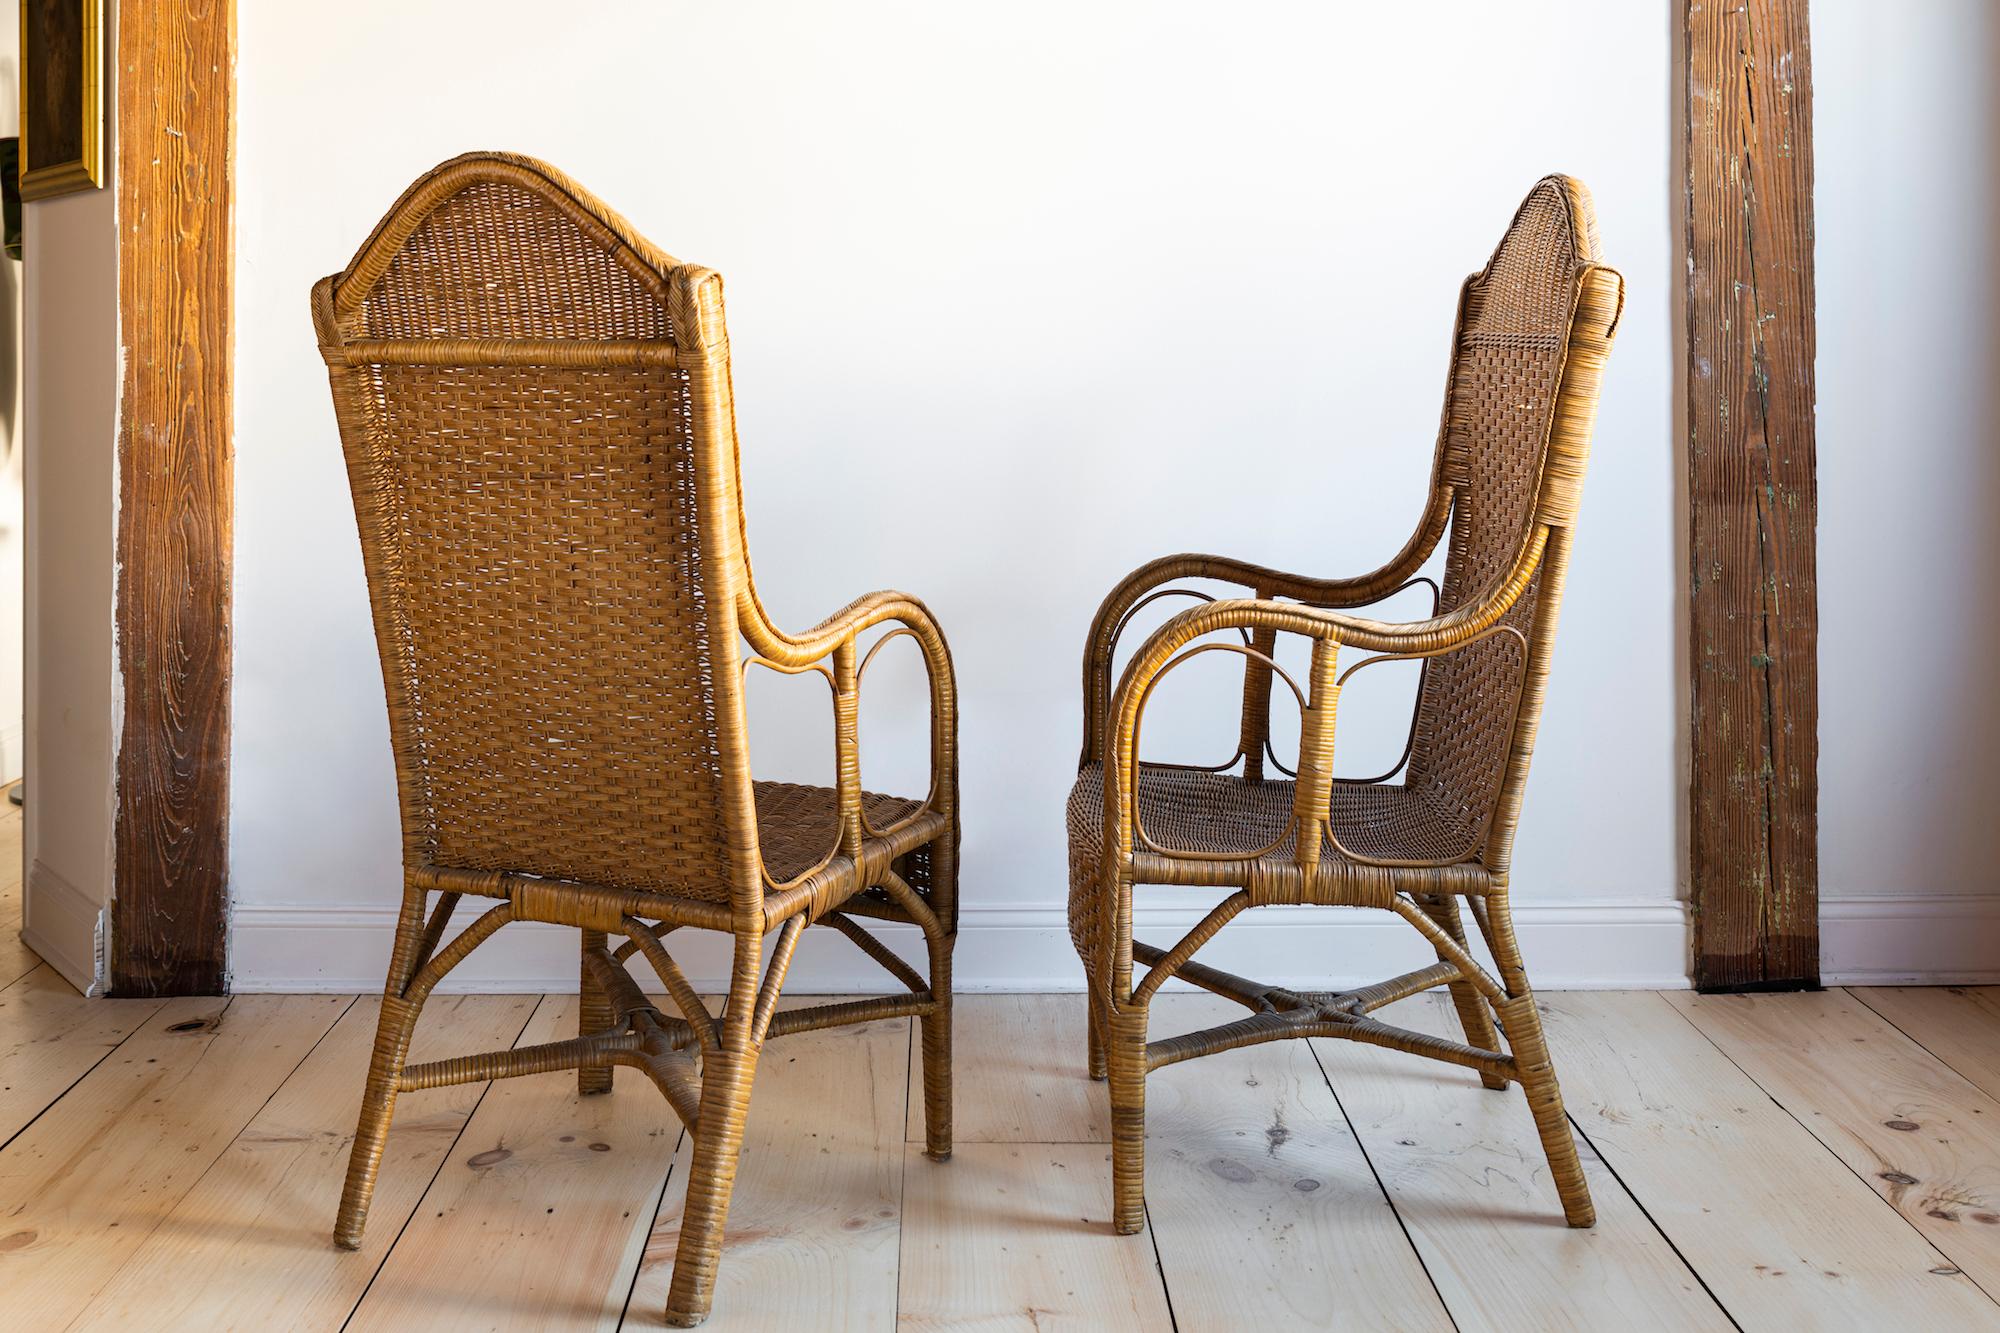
[315,155,750,902]
[1406,179,1600,858]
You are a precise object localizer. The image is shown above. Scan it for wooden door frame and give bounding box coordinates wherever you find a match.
[1684,0,1820,990]
[109,0,236,995]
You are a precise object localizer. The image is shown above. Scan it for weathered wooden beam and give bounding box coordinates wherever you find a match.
[111,0,236,995]
[1685,0,1819,990]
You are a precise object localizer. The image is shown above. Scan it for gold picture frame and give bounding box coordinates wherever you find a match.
[19,0,104,201]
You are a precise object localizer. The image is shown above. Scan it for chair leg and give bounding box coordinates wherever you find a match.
[334,991,421,1249]
[664,1039,762,1327]
[1086,985,1108,1082]
[1107,1002,1148,1235]
[578,928,615,1096]
[918,932,955,1161]
[1482,893,1594,1228]
[1422,894,1507,1091]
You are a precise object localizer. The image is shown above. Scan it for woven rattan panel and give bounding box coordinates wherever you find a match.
[1066,763,1481,870]
[363,180,671,341]
[753,781,924,883]
[1406,181,1581,855]
[360,359,734,898]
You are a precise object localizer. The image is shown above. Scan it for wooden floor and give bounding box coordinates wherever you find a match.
[7,803,2000,1329]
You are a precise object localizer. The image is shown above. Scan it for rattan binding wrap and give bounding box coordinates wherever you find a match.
[1067,176,1625,1237]
[313,152,959,1328]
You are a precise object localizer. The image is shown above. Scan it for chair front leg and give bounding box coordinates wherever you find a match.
[918,927,955,1161]
[1479,890,1594,1228]
[1106,997,1149,1235]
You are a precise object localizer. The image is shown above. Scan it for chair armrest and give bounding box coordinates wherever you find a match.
[1080,488,1455,764]
[1095,524,1549,890]
[739,589,958,906]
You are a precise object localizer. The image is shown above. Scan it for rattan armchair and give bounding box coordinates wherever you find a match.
[312,152,958,1328]
[1068,176,1624,1235]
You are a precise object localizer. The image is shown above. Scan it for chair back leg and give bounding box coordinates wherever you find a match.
[1086,985,1109,1082]
[578,928,616,1096]
[1421,894,1509,1091]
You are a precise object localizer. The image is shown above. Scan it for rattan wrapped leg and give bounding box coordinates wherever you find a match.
[919,933,955,1160]
[1493,989,1593,1227]
[1086,986,1109,1082]
[334,991,421,1248]
[1421,894,1508,1090]
[1107,1003,1149,1235]
[578,928,615,1095]
[664,1038,761,1327]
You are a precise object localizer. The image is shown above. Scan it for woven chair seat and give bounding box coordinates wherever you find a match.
[1066,762,1492,955]
[1066,762,1481,867]
[753,779,940,884]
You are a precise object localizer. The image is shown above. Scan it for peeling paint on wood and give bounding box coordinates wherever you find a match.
[1686,0,1819,990]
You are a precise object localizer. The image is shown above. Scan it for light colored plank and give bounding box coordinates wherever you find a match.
[631,1003,909,1331]
[1318,992,1728,1331]
[1542,991,1999,1328]
[1668,988,2000,1298]
[347,996,681,1333]
[0,927,43,992]
[0,994,350,1329]
[897,1142,1174,1331]
[66,993,537,1332]
[1854,987,2000,1105]
[1142,993,1451,1331]
[0,965,163,1147]
[913,993,1106,1144]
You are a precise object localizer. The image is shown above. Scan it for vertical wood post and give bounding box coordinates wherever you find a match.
[1685,0,1819,990]
[111,0,236,994]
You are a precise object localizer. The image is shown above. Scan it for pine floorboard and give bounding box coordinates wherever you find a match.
[2,768,1991,1333]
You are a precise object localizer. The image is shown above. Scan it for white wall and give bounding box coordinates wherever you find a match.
[231,1,1685,991]
[1814,0,2000,981]
[21,0,118,993]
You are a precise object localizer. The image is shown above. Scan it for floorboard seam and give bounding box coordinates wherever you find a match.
[1305,1000,1460,1333]
[0,985,170,1158]
[1649,992,2000,1313]
[1845,986,1989,1086]
[340,993,546,1332]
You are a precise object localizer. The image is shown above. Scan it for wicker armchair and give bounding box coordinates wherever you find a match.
[1068,176,1623,1235]
[312,153,958,1328]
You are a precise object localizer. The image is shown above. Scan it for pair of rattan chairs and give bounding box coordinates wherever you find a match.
[313,153,1622,1327]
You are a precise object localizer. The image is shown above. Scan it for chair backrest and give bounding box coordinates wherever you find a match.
[313,153,758,904]
[1406,177,1615,867]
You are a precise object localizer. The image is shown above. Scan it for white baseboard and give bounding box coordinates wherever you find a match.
[1822,893,2000,985]
[22,859,104,996]
[230,896,1694,994]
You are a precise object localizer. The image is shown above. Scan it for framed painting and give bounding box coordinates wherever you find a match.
[19,0,104,200]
